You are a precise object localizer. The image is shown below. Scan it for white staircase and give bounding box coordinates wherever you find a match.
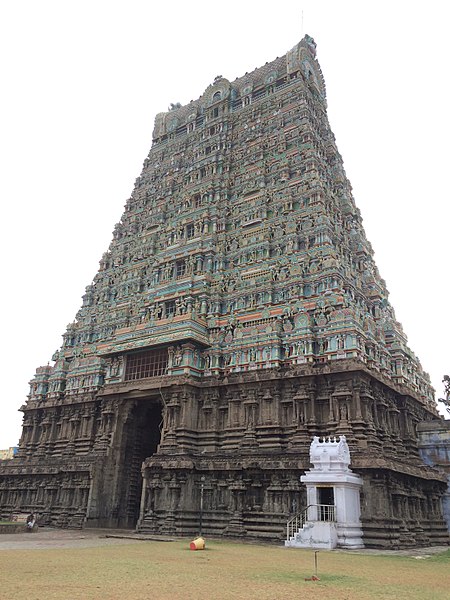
[285,504,338,549]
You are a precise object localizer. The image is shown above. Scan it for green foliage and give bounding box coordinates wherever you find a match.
[439,375,450,414]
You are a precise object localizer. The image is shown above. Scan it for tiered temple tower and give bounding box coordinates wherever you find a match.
[0,36,447,547]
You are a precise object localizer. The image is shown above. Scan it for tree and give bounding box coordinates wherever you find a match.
[438,375,450,415]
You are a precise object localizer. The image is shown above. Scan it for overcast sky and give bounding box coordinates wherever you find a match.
[1,1,449,447]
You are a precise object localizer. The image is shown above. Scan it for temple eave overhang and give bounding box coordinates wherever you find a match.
[96,318,210,356]
[352,456,447,483]
[97,374,196,397]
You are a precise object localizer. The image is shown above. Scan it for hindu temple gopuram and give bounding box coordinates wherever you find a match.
[1,36,448,548]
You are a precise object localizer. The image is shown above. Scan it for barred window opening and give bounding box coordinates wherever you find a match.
[124,349,168,381]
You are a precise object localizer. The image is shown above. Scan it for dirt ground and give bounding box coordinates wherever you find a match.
[0,529,448,600]
[0,528,143,550]
[0,527,446,555]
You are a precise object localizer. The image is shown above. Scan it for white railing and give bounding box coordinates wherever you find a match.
[287,505,309,541]
[317,503,336,523]
[286,504,336,540]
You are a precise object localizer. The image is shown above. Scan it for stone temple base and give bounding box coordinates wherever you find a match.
[336,523,364,549]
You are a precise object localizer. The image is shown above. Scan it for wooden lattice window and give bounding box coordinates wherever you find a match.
[124,349,168,381]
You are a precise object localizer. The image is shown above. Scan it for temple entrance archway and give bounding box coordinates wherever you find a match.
[116,398,162,528]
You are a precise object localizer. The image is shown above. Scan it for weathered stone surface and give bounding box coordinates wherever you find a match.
[418,421,450,531]
[0,523,27,534]
[0,36,448,548]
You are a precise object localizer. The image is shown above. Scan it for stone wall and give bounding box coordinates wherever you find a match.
[418,420,450,531]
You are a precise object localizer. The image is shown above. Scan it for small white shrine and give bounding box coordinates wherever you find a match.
[285,435,364,549]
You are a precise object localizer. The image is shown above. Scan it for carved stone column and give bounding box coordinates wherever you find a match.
[288,388,310,448]
[224,478,247,537]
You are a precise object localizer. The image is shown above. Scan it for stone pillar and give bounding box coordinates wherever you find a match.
[137,470,149,528]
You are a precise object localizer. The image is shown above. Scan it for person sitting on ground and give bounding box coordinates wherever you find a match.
[26,513,36,529]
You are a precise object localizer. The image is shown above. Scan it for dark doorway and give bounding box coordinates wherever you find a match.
[318,486,334,521]
[118,399,162,528]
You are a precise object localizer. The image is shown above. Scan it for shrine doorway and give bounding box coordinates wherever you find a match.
[318,486,334,521]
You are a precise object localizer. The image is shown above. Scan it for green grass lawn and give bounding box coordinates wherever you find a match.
[1,540,449,600]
